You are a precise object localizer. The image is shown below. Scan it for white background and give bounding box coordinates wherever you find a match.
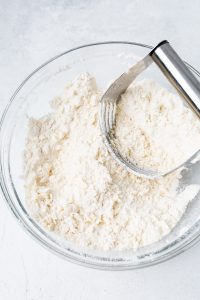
[1,0,200,299]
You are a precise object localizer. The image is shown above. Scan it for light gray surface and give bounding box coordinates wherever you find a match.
[1,0,200,299]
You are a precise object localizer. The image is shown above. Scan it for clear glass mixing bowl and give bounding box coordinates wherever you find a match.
[1,42,200,270]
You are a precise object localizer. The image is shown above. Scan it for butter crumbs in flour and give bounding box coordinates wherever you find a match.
[24,73,200,251]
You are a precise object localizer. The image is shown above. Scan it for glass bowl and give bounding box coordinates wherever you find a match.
[1,41,200,270]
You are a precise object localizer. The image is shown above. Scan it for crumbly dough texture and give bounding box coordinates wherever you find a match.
[24,73,200,251]
[115,79,200,172]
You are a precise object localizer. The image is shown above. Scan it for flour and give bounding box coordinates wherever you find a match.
[24,73,200,251]
[115,79,200,172]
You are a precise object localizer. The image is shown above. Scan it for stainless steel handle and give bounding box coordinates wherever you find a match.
[150,40,200,118]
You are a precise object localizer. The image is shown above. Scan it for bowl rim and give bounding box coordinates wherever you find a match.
[1,41,200,270]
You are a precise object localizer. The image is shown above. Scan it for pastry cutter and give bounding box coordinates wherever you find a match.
[100,40,200,179]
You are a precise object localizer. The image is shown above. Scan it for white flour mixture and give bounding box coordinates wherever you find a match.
[24,73,200,251]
